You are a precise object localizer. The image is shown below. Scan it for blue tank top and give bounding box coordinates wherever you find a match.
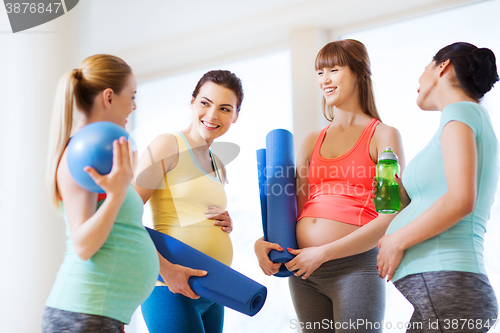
[386,101,499,282]
[45,185,159,324]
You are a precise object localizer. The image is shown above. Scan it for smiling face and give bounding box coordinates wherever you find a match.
[190,81,239,141]
[109,73,137,127]
[416,61,440,111]
[317,65,358,109]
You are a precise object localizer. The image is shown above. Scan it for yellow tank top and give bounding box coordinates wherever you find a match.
[149,132,233,266]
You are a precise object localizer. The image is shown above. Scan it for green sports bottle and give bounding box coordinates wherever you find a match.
[375,147,400,214]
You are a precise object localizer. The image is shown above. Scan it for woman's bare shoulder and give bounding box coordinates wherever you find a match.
[373,122,402,141]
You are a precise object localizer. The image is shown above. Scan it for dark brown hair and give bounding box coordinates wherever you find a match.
[433,42,499,101]
[315,39,380,121]
[192,70,244,112]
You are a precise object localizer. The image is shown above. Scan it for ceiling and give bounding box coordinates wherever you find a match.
[88,0,486,81]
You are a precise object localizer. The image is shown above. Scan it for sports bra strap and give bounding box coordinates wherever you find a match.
[359,118,380,151]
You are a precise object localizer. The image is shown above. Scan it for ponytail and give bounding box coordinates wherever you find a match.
[47,70,81,207]
[47,54,131,207]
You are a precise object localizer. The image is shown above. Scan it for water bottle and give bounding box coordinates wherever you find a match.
[375,147,400,214]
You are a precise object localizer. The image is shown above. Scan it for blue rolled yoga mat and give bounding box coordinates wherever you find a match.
[256,149,268,241]
[146,227,267,316]
[257,129,298,277]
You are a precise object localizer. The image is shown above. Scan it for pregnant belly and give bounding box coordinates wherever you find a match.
[162,220,233,266]
[296,217,360,248]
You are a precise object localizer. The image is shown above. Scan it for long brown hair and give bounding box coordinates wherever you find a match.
[315,39,380,121]
[47,54,132,207]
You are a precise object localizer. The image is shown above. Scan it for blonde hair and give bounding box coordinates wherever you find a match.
[47,54,132,207]
[315,39,381,122]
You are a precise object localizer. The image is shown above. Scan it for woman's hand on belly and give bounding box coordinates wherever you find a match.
[205,206,232,233]
[376,233,405,282]
[285,246,327,279]
[254,237,283,276]
[159,258,208,299]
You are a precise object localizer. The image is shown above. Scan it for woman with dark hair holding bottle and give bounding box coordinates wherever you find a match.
[378,42,499,331]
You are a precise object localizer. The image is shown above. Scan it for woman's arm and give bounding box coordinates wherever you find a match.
[254,237,284,276]
[59,138,134,261]
[206,206,233,233]
[377,121,477,281]
[158,253,207,299]
[133,133,179,203]
[325,124,406,257]
[296,131,320,217]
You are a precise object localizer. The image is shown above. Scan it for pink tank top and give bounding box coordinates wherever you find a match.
[298,118,380,226]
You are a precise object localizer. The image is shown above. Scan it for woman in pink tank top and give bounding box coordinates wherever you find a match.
[255,39,405,332]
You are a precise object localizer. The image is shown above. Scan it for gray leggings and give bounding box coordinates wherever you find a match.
[394,271,498,333]
[42,306,124,333]
[289,247,385,333]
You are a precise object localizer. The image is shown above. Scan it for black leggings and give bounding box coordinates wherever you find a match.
[394,271,498,333]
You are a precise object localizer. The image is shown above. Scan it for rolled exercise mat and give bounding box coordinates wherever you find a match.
[265,129,298,277]
[146,227,267,316]
[256,148,268,241]
[257,147,293,276]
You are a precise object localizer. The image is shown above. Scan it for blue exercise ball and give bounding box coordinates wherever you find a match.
[67,121,130,193]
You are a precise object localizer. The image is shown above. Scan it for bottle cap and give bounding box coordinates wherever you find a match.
[378,147,398,162]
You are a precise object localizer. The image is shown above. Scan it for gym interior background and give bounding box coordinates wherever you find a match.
[1,1,499,332]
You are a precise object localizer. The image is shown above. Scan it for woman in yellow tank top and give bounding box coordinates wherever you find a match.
[133,70,243,333]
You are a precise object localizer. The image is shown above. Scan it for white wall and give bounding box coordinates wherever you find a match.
[0,3,90,332]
